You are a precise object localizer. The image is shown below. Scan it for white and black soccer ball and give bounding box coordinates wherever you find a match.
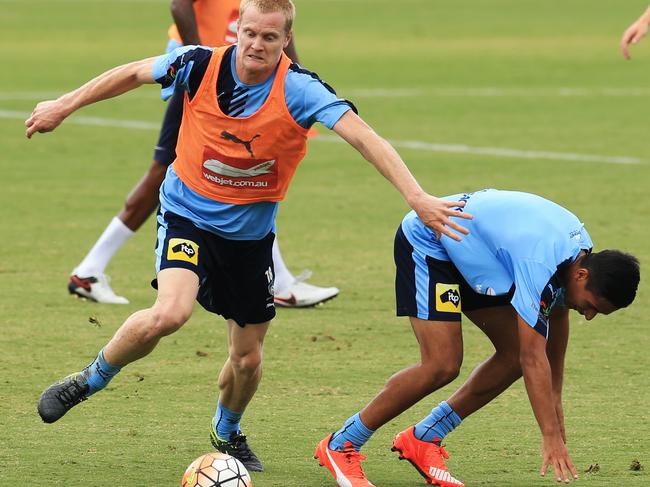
[182,452,253,487]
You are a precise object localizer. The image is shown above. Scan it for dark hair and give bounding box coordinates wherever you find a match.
[582,250,640,308]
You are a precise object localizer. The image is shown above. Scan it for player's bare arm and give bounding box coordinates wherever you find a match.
[621,5,650,59]
[171,0,201,45]
[25,58,156,139]
[518,315,578,483]
[546,306,570,443]
[332,110,472,241]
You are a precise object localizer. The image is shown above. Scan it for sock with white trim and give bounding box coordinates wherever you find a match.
[74,217,134,276]
[272,236,294,293]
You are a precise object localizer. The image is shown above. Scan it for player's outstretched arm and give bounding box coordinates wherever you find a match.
[518,315,578,483]
[25,57,157,138]
[621,5,650,59]
[332,110,472,241]
[546,306,570,443]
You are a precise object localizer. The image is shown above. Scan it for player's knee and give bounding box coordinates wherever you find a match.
[229,348,263,376]
[418,361,461,393]
[149,303,192,337]
[435,362,462,386]
[501,352,522,379]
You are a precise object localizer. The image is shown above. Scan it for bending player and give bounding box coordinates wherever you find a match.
[314,189,640,486]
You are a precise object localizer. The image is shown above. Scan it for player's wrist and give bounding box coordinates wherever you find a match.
[405,189,430,210]
[541,428,563,441]
[55,94,79,118]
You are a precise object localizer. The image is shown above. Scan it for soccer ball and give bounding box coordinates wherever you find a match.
[182,452,253,487]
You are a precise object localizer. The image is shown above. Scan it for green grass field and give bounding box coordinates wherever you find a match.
[1,0,649,485]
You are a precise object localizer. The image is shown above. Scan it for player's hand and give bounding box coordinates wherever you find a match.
[540,434,578,483]
[412,194,473,242]
[25,100,67,138]
[621,20,649,59]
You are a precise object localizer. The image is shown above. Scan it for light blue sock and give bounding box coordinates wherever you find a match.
[414,401,462,443]
[328,413,375,452]
[84,349,122,395]
[214,402,243,440]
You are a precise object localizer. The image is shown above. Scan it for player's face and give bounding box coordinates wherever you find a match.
[563,269,617,321]
[236,6,291,84]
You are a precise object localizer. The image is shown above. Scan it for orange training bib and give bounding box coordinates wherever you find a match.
[172,47,310,205]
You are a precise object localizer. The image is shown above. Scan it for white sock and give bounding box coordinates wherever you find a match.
[73,217,135,277]
[272,237,294,293]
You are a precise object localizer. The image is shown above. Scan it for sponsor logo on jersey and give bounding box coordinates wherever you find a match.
[203,158,275,178]
[202,146,278,190]
[569,228,582,241]
[167,238,199,265]
[435,283,461,313]
[537,280,562,324]
[221,130,261,158]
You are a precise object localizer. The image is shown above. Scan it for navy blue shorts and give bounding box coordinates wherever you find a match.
[152,89,184,167]
[154,211,276,326]
[394,225,511,321]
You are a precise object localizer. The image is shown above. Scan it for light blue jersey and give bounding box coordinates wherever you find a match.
[152,45,353,239]
[400,189,593,329]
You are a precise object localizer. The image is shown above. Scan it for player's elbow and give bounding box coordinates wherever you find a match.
[132,59,156,85]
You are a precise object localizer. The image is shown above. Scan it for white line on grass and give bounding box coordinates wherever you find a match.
[2,109,643,165]
[345,87,650,98]
[316,134,642,165]
[4,87,650,101]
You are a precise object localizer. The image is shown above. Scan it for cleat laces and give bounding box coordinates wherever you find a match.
[426,440,463,486]
[429,441,450,463]
[340,443,368,479]
[227,433,256,463]
[55,377,88,409]
[215,433,259,466]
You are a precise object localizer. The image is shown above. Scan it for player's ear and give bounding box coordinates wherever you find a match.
[575,267,589,281]
[283,30,292,49]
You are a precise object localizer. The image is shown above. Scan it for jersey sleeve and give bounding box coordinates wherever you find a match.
[152,45,213,101]
[511,259,562,339]
[284,64,355,129]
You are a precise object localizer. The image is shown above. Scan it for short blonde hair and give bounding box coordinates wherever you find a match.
[240,0,295,34]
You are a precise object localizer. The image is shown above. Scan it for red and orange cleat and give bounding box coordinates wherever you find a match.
[391,426,464,487]
[314,434,376,487]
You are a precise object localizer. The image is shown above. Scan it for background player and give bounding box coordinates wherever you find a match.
[621,3,650,59]
[68,0,339,307]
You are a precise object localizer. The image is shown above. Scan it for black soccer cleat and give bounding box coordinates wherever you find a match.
[210,420,264,472]
[38,371,90,423]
